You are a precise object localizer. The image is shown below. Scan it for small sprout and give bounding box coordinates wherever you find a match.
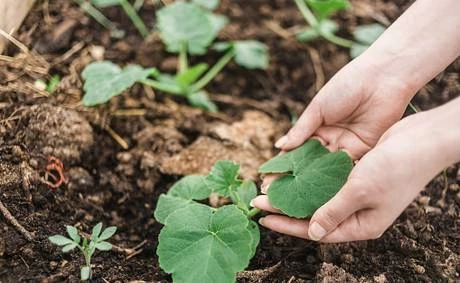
[49,223,117,281]
[34,75,60,93]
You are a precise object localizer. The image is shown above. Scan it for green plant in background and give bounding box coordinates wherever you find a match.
[154,140,352,283]
[91,0,150,38]
[81,0,269,111]
[294,0,386,58]
[49,223,117,281]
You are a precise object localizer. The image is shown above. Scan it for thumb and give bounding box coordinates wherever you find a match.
[275,98,323,150]
[307,178,371,241]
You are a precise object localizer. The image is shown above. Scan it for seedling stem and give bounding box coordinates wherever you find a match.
[119,0,149,38]
[294,0,354,48]
[179,42,189,74]
[191,49,235,92]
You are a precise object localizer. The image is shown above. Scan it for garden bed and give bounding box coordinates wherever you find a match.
[0,0,459,281]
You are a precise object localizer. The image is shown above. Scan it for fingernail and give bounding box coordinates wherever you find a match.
[308,222,327,241]
[261,183,269,194]
[275,135,288,149]
[249,199,255,207]
[258,217,266,226]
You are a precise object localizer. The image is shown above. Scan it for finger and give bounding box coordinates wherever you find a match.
[251,195,282,214]
[258,215,310,239]
[275,98,323,150]
[260,174,282,194]
[307,178,372,241]
[320,209,387,243]
[336,131,372,160]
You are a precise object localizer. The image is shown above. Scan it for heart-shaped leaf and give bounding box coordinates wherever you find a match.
[82,61,156,106]
[205,160,242,197]
[259,139,353,218]
[154,175,211,224]
[157,2,217,55]
[157,205,254,283]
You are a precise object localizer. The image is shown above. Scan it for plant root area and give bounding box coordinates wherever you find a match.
[1,0,459,282]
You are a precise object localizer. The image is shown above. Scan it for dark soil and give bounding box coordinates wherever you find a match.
[1,0,459,282]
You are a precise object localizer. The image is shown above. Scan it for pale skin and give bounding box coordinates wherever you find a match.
[251,0,460,242]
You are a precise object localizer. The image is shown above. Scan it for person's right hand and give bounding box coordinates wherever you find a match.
[274,58,413,161]
[253,97,460,242]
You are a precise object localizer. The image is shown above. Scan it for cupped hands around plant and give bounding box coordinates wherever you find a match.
[253,97,460,242]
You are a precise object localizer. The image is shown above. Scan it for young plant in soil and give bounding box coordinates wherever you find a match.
[294,0,386,58]
[154,140,352,283]
[91,0,150,38]
[49,223,117,281]
[81,0,269,111]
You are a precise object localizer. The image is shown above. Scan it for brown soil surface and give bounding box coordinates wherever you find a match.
[0,0,459,282]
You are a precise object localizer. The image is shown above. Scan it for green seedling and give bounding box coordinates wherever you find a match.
[81,1,269,111]
[49,223,117,281]
[34,75,60,93]
[295,0,386,58]
[91,0,149,38]
[154,141,352,282]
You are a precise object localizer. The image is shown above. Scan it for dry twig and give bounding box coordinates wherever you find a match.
[0,199,34,241]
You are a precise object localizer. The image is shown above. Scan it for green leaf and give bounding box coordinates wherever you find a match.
[169,175,212,200]
[353,23,385,45]
[49,235,74,246]
[66,226,80,244]
[232,181,257,212]
[91,222,103,241]
[82,61,156,106]
[81,266,91,281]
[247,220,260,258]
[296,27,320,42]
[317,19,339,36]
[176,64,209,87]
[259,139,353,218]
[192,0,219,10]
[350,43,368,58]
[62,243,78,253]
[214,41,269,69]
[187,91,218,112]
[92,0,121,8]
[154,175,212,224]
[350,24,385,58]
[98,226,117,241]
[46,75,60,93]
[157,205,254,283]
[157,2,216,55]
[95,241,113,251]
[205,160,242,197]
[306,0,350,20]
[206,13,228,35]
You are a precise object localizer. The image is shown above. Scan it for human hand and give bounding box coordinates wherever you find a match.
[253,98,460,242]
[274,58,413,161]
